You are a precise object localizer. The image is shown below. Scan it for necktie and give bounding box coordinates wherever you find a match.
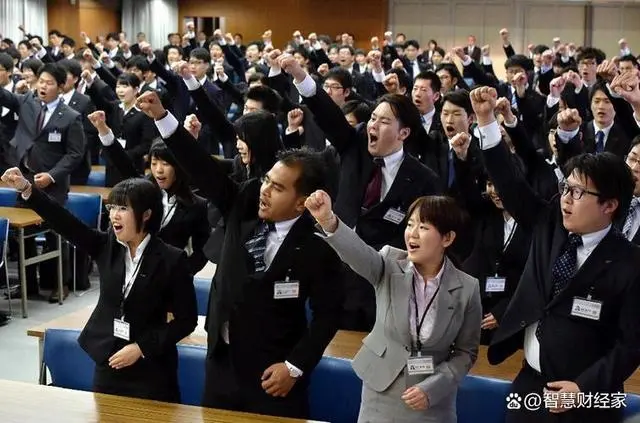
[536,233,582,340]
[623,198,640,240]
[36,102,47,132]
[448,148,455,188]
[362,157,385,209]
[244,221,275,273]
[595,130,605,153]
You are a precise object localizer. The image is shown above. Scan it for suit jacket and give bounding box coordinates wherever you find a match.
[159,123,344,390]
[464,46,482,64]
[0,90,84,203]
[65,90,98,185]
[482,140,640,423]
[101,140,210,273]
[572,121,630,159]
[322,220,481,418]
[25,186,197,398]
[401,55,430,80]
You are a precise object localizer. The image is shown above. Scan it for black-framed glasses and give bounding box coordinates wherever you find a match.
[625,155,640,169]
[558,181,600,200]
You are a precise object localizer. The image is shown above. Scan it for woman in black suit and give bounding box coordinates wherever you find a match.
[454,144,532,345]
[1,168,197,402]
[88,110,210,274]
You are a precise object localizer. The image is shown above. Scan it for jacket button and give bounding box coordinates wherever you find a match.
[520,320,526,328]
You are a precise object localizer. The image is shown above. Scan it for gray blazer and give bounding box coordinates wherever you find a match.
[322,219,482,410]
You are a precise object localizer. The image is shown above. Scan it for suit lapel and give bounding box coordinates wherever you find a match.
[423,259,460,348]
[370,155,415,211]
[391,264,412,346]
[544,221,568,301]
[126,236,163,301]
[40,102,65,135]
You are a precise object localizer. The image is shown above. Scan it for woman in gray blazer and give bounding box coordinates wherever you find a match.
[306,191,482,423]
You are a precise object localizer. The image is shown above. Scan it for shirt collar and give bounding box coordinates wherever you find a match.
[593,120,614,138]
[574,224,611,251]
[117,233,152,262]
[43,97,61,111]
[422,108,436,123]
[409,256,447,287]
[60,89,75,105]
[198,75,208,86]
[2,80,14,93]
[273,215,301,239]
[162,189,176,204]
[381,148,404,168]
[119,102,137,114]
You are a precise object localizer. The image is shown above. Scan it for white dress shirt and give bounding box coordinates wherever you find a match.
[421,109,436,133]
[160,190,177,228]
[1,80,14,117]
[40,97,61,129]
[60,89,75,106]
[379,148,405,201]
[118,233,152,300]
[503,216,516,248]
[592,121,614,148]
[409,259,446,346]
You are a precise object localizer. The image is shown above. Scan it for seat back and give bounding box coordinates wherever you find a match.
[193,277,211,316]
[66,193,102,229]
[308,356,362,423]
[457,374,512,423]
[86,171,106,187]
[0,217,8,269]
[43,328,95,391]
[177,344,207,405]
[625,393,640,419]
[0,188,17,207]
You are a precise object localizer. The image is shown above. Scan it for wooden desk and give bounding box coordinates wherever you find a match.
[0,380,325,423]
[91,165,105,173]
[70,185,112,201]
[0,207,64,318]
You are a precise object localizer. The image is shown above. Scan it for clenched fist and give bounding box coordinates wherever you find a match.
[287,108,304,131]
[1,167,30,192]
[136,91,167,120]
[450,132,471,161]
[470,86,498,125]
[184,114,202,139]
[87,111,109,134]
[304,190,336,232]
[549,77,567,98]
[556,108,582,132]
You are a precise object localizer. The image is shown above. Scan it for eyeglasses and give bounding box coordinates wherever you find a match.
[626,155,640,169]
[105,204,130,213]
[558,181,600,200]
[323,83,344,91]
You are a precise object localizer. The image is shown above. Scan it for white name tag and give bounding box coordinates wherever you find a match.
[486,277,506,293]
[113,318,130,341]
[571,297,602,321]
[383,208,406,225]
[407,355,434,375]
[48,131,62,142]
[116,138,127,148]
[274,281,300,299]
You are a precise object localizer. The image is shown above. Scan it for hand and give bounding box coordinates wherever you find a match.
[611,72,640,108]
[402,386,429,410]
[175,60,190,79]
[33,173,53,189]
[213,29,223,41]
[224,32,234,44]
[499,28,509,43]
[368,50,383,72]
[304,190,336,231]
[1,167,30,192]
[453,46,466,61]
[287,108,304,129]
[80,31,89,42]
[596,59,618,82]
[317,63,330,77]
[262,29,273,42]
[15,80,29,94]
[81,69,94,84]
[83,48,96,64]
[139,41,152,57]
[18,24,25,33]
[549,76,566,98]
[279,53,306,83]
[120,40,130,52]
[136,91,167,120]
[563,70,582,91]
[370,36,379,49]
[495,97,515,124]
[29,37,41,50]
[214,63,225,78]
[545,381,580,413]
[481,45,490,56]
[541,49,554,67]
[265,49,282,68]
[383,73,400,94]
[481,313,498,330]
[512,72,528,97]
[527,43,535,52]
[470,86,498,125]
[100,52,111,64]
[261,363,297,397]
[450,132,471,161]
[392,58,404,70]
[87,111,109,133]
[184,114,202,139]
[108,343,143,370]
[556,108,582,132]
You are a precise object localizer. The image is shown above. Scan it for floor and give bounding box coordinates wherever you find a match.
[0,261,216,384]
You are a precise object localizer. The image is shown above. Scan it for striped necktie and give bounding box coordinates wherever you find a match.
[623,198,640,240]
[244,221,275,273]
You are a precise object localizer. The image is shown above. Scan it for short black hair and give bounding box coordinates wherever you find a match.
[341,100,372,124]
[61,37,75,48]
[563,152,634,223]
[4,47,19,61]
[408,196,467,237]
[505,54,534,72]
[276,149,328,196]
[619,54,639,69]
[577,47,606,65]
[126,55,150,73]
[117,73,141,89]
[38,63,66,86]
[106,32,119,42]
[57,59,82,80]
[245,86,282,114]
[325,67,353,90]
[338,45,355,56]
[0,53,13,72]
[136,32,146,38]
[166,45,184,58]
[247,41,264,51]
[415,70,442,93]
[189,47,210,63]
[48,30,63,37]
[588,79,615,105]
[404,40,420,50]
[167,32,180,40]
[374,93,422,131]
[20,58,43,74]
[435,63,468,90]
[442,89,473,116]
[107,178,163,233]
[533,44,549,55]
[247,72,268,86]
[294,46,310,61]
[18,40,30,50]
[630,135,640,151]
[234,110,283,178]
[433,47,445,57]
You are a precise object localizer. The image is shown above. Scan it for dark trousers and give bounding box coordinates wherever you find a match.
[94,360,180,403]
[202,339,309,419]
[340,268,376,332]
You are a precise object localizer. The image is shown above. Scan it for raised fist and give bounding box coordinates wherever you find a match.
[556,108,582,132]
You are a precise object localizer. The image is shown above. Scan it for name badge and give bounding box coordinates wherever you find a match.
[274,281,300,299]
[383,208,406,225]
[113,318,130,341]
[116,138,127,148]
[571,297,602,321]
[48,131,62,143]
[407,354,434,375]
[486,277,506,293]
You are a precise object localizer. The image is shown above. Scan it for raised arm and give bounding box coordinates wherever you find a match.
[1,168,105,257]
[88,111,141,179]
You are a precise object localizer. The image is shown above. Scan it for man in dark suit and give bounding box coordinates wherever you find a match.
[468,86,640,423]
[0,52,18,173]
[46,30,64,62]
[130,32,147,56]
[136,90,344,419]
[623,139,640,244]
[400,40,429,80]
[464,35,482,64]
[283,54,442,331]
[337,45,376,101]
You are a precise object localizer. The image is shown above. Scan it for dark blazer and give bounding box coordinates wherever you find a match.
[101,140,210,273]
[65,90,98,185]
[569,121,630,159]
[483,140,640,423]
[464,46,482,64]
[24,186,197,402]
[0,90,84,203]
[160,123,344,408]
[86,79,158,187]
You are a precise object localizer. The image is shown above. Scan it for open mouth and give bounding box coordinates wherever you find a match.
[259,198,270,210]
[445,125,456,137]
[368,133,379,143]
[407,242,420,252]
[113,223,123,233]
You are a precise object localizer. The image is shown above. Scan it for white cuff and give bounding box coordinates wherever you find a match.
[104,60,115,69]
[217,38,226,46]
[561,55,570,64]
[92,61,102,70]
[35,47,47,60]
[634,113,640,129]
[155,112,180,139]
[556,128,579,143]
[294,74,317,98]
[482,56,493,66]
[147,54,156,64]
[462,56,473,67]
[183,75,200,91]
[574,84,583,95]
[477,120,502,150]
[540,65,553,74]
[284,361,303,377]
[312,42,322,51]
[123,50,132,59]
[371,68,385,83]
[546,95,561,109]
[218,73,228,83]
[285,127,301,135]
[268,67,282,77]
[503,117,518,128]
[99,130,115,146]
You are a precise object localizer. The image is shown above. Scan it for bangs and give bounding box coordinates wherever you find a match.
[407,195,466,235]
[149,141,177,167]
[106,179,135,206]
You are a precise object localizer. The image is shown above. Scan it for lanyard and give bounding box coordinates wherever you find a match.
[119,256,144,319]
[502,221,517,252]
[160,201,177,228]
[412,279,442,352]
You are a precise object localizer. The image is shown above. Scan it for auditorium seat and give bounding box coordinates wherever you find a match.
[457,375,511,423]
[625,393,640,419]
[43,328,95,391]
[0,187,17,207]
[86,171,106,187]
[309,356,362,423]
[177,344,207,405]
[193,277,210,316]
